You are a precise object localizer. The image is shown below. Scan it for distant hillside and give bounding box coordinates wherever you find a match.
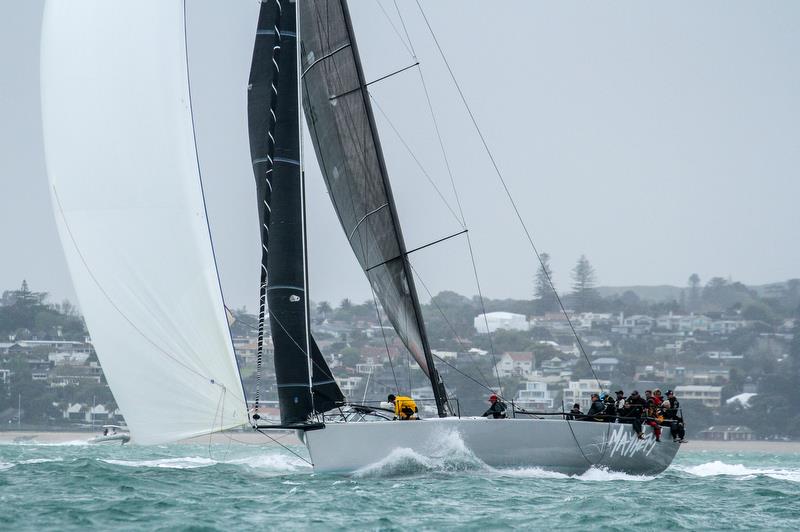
[596,282,793,302]
[595,285,684,302]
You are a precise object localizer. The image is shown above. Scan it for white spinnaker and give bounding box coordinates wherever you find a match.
[40,1,248,444]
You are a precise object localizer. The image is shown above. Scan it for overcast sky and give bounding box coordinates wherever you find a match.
[2,1,799,313]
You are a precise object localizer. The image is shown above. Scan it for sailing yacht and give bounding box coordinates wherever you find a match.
[40,0,679,475]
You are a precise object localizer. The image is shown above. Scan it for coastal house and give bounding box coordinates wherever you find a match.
[335,375,363,396]
[474,312,528,334]
[698,426,754,441]
[674,385,723,408]
[494,352,535,378]
[561,379,611,411]
[514,380,556,410]
[589,357,619,378]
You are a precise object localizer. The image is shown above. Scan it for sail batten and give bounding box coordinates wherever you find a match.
[40,0,248,444]
[299,0,448,415]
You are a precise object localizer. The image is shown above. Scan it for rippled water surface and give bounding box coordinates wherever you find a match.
[1,435,799,530]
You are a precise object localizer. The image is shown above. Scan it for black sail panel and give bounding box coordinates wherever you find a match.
[248,1,343,424]
[298,0,432,379]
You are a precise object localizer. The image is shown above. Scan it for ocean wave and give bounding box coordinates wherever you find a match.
[575,466,654,482]
[101,456,217,469]
[678,460,800,482]
[494,467,569,479]
[9,440,90,447]
[495,466,653,482]
[0,461,14,471]
[18,458,64,465]
[224,453,310,472]
[353,430,487,478]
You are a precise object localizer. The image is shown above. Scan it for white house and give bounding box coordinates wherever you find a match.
[474,312,528,334]
[674,385,723,408]
[48,351,91,366]
[561,379,611,411]
[679,314,712,332]
[335,376,363,396]
[515,381,556,410]
[494,352,535,378]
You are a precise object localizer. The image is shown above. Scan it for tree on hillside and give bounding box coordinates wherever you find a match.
[534,253,558,313]
[702,277,755,310]
[317,301,332,320]
[571,255,598,312]
[688,273,701,310]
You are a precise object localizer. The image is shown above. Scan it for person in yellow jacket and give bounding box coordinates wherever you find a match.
[386,394,418,420]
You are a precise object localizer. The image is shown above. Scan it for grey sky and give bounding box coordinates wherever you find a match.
[2,1,799,314]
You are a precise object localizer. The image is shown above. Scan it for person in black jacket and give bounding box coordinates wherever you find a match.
[566,403,583,420]
[585,393,605,421]
[624,390,647,439]
[664,390,686,442]
[482,394,507,419]
[602,393,616,422]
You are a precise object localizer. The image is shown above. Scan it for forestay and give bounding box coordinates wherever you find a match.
[40,0,248,444]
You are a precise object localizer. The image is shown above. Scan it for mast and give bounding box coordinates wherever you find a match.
[248,0,343,425]
[338,0,448,417]
[297,0,315,414]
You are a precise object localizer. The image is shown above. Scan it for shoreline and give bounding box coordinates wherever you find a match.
[1,430,798,452]
[0,430,299,446]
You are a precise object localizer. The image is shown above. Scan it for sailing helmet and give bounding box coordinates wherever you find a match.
[489,394,498,402]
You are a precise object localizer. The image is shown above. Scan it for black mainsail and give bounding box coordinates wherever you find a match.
[298,0,448,416]
[248,0,344,424]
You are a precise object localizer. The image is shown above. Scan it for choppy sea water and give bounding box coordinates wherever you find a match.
[1,434,799,530]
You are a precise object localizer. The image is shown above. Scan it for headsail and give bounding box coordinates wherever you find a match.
[298,0,448,415]
[39,1,249,444]
[248,0,344,424]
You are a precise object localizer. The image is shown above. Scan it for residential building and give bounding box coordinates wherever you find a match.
[514,381,556,410]
[674,385,723,408]
[698,425,754,441]
[561,379,611,411]
[590,357,619,378]
[335,376,363,396]
[494,352,535,378]
[474,312,528,334]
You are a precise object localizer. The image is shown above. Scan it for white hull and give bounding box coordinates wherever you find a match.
[304,417,679,475]
[88,433,130,445]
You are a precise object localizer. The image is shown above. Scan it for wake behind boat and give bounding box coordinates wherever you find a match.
[40,0,681,476]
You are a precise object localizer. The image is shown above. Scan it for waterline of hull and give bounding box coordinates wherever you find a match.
[304,417,679,475]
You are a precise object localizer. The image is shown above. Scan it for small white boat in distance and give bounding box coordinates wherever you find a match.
[88,425,130,445]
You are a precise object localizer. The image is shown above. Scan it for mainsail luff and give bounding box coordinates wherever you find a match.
[248,0,344,424]
[298,0,448,416]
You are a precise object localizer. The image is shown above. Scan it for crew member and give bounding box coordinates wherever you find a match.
[566,403,583,420]
[482,394,507,419]
[625,390,647,439]
[586,393,605,421]
[393,394,418,420]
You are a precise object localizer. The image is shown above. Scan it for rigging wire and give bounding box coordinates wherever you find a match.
[375,0,415,57]
[392,0,502,392]
[412,0,604,391]
[369,282,400,393]
[407,262,493,390]
[369,94,465,229]
[256,428,312,466]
